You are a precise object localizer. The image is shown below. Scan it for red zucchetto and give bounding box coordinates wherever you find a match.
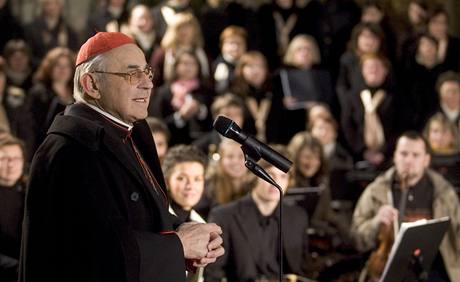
[76,32,135,66]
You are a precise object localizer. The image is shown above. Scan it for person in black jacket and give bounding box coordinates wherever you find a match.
[204,145,309,282]
[19,31,224,282]
[0,134,26,282]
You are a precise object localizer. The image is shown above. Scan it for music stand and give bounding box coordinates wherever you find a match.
[380,217,450,282]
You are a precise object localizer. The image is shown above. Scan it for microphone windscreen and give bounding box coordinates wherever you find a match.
[213,116,233,136]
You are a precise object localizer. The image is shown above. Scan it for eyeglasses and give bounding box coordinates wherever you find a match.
[92,65,154,85]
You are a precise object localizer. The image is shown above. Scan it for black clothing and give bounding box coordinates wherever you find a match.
[204,195,309,282]
[20,103,186,282]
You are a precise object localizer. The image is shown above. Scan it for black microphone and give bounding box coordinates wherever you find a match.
[213,116,292,173]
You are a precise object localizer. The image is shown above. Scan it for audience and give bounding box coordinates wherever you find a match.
[2,1,460,281]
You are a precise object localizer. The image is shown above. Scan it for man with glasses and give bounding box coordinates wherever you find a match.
[19,32,224,282]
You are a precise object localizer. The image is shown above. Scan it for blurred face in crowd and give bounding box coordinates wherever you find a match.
[292,39,315,69]
[252,166,289,203]
[175,52,199,80]
[41,0,62,18]
[153,132,168,162]
[276,0,293,9]
[428,13,448,40]
[93,44,153,123]
[219,141,246,179]
[129,5,154,33]
[169,0,190,8]
[8,51,30,73]
[109,0,126,8]
[297,147,321,178]
[427,121,455,152]
[393,136,430,185]
[167,161,204,210]
[439,81,460,111]
[362,57,388,88]
[177,24,195,46]
[408,2,426,26]
[417,36,437,63]
[219,105,244,128]
[0,144,24,187]
[357,29,380,54]
[222,35,246,61]
[361,6,384,24]
[242,56,267,88]
[310,118,337,146]
[52,55,73,83]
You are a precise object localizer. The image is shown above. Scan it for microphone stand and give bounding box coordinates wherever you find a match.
[241,145,284,282]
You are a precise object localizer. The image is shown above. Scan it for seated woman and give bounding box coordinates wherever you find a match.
[149,49,214,145]
[0,134,27,282]
[268,34,334,144]
[231,51,272,141]
[195,138,250,219]
[287,132,349,254]
[423,112,460,155]
[204,145,309,282]
[341,53,395,168]
[161,144,208,281]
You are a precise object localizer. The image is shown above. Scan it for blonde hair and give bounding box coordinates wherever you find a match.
[161,13,204,50]
[283,34,321,67]
[423,112,460,153]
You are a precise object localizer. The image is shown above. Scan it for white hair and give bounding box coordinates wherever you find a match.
[73,54,107,103]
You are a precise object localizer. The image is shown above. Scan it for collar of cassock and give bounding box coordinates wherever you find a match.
[82,102,133,140]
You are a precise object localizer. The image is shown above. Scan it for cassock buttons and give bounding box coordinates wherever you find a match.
[130,192,140,202]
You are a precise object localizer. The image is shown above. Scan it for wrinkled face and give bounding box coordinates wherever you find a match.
[428,13,448,40]
[408,2,426,26]
[52,55,73,83]
[222,35,246,61]
[311,119,336,146]
[428,121,454,151]
[167,161,204,211]
[96,44,153,123]
[362,6,384,24]
[292,40,315,69]
[362,58,387,87]
[242,57,267,88]
[153,132,168,161]
[393,137,430,183]
[0,144,24,187]
[297,147,321,178]
[8,51,30,72]
[219,141,246,178]
[175,53,199,80]
[357,29,380,54]
[219,105,244,128]
[439,81,460,111]
[253,166,289,202]
[417,36,437,61]
[130,6,154,33]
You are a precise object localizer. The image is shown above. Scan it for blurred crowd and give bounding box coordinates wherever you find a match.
[1,0,460,281]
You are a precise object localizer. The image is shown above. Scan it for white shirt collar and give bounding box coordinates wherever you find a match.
[82,102,133,131]
[441,103,460,121]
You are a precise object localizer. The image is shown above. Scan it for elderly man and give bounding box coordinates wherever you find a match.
[351,131,460,281]
[19,32,224,282]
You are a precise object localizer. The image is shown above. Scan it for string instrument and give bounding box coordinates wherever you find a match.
[366,174,409,281]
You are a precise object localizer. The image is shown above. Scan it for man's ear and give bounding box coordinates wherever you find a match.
[80,73,100,99]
